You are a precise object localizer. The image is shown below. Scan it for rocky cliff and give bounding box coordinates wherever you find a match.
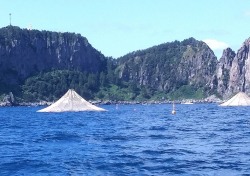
[116,38,218,95]
[0,26,106,85]
[116,37,250,99]
[215,48,235,97]
[1,25,250,101]
[216,38,250,98]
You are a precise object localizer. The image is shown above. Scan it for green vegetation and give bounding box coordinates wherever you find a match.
[20,69,205,102]
[167,85,205,100]
[0,27,216,103]
[20,69,156,102]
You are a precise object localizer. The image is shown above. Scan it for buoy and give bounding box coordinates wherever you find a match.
[171,102,176,115]
[171,109,176,115]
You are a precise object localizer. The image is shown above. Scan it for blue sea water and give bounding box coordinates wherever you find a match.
[0,103,250,176]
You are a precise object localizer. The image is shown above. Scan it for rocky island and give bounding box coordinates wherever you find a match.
[0,25,250,105]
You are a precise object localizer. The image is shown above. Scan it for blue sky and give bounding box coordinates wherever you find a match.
[1,0,250,58]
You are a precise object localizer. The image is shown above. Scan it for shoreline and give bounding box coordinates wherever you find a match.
[0,99,222,107]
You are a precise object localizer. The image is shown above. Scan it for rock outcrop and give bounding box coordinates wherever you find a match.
[215,48,236,97]
[227,38,250,97]
[1,25,250,101]
[116,37,250,99]
[0,26,106,85]
[116,38,218,94]
[214,38,250,98]
[0,92,16,106]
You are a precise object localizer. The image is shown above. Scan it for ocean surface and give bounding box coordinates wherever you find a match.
[0,103,250,176]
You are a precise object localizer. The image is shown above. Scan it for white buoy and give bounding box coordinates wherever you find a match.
[171,109,176,115]
[171,102,176,115]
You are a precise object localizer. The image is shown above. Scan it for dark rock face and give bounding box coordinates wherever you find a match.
[1,25,250,100]
[116,37,250,98]
[215,48,236,96]
[211,38,250,98]
[0,26,106,85]
[226,38,250,97]
[116,38,218,93]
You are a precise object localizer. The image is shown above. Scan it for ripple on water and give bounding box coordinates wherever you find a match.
[0,104,250,175]
[38,131,82,143]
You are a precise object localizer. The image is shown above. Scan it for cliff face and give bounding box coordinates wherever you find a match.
[0,26,106,85]
[116,38,218,94]
[116,37,250,99]
[217,38,250,97]
[1,25,250,100]
[215,48,236,96]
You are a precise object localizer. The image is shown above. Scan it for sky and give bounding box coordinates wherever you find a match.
[1,0,250,58]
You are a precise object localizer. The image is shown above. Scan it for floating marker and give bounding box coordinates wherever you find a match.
[171,102,176,115]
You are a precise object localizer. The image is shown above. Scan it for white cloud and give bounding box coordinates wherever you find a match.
[203,39,229,50]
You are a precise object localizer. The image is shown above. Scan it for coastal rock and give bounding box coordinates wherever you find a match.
[1,25,250,101]
[1,92,16,106]
[224,38,250,98]
[215,48,236,97]
[204,94,222,103]
[0,26,106,85]
[116,38,218,93]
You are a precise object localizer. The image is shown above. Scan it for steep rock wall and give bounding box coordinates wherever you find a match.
[0,26,106,84]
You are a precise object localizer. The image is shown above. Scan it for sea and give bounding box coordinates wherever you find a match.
[0,103,250,176]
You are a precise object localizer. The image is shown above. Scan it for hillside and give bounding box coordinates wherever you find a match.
[0,25,107,85]
[116,38,218,99]
[0,25,250,103]
[116,37,250,100]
